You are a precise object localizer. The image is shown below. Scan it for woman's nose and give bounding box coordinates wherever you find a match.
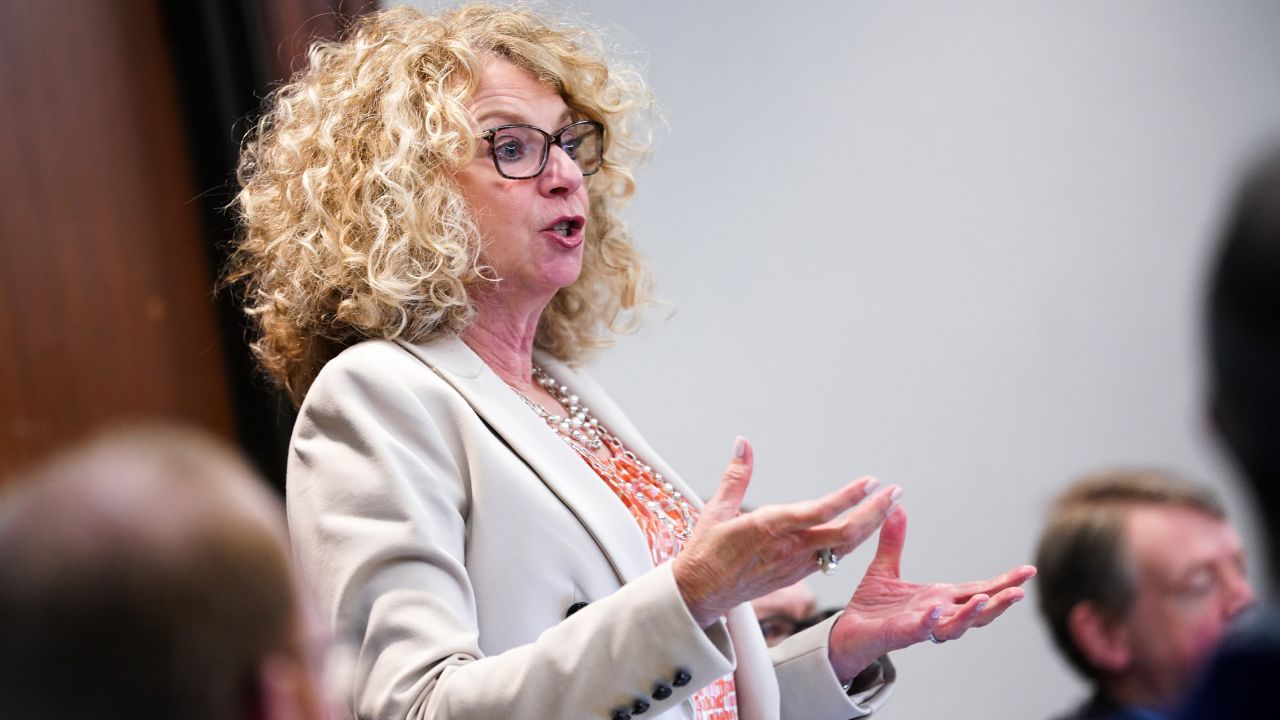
[537,145,584,197]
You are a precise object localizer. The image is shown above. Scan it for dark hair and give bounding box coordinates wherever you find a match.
[1034,469,1225,680]
[1208,148,1280,563]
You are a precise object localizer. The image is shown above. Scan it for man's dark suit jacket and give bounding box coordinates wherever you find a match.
[1178,606,1280,719]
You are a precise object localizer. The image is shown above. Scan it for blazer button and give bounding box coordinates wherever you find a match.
[651,683,672,701]
[565,601,589,618]
[632,698,650,715]
[672,668,692,687]
[611,707,632,720]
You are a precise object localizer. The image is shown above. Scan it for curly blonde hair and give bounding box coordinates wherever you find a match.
[226,3,654,405]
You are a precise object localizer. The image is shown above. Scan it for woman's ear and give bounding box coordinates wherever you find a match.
[1068,601,1132,674]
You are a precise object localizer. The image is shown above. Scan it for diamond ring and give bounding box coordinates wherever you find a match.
[816,548,840,575]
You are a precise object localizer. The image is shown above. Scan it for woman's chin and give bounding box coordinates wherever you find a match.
[541,252,584,290]
[510,264,583,298]
[548,265,584,291]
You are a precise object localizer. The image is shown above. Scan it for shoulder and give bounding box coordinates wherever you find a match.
[316,338,429,382]
[296,338,476,448]
[306,338,456,405]
[289,337,476,494]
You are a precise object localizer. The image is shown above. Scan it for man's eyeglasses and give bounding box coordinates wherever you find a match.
[478,120,605,180]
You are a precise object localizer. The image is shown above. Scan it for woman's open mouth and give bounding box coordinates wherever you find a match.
[542,216,585,247]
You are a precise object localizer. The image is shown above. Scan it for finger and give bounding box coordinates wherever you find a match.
[949,564,1037,601]
[868,506,907,577]
[884,603,944,652]
[702,436,754,524]
[802,486,903,554]
[968,587,1026,629]
[932,594,990,642]
[779,476,883,530]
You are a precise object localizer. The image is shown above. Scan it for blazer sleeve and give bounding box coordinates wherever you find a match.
[770,613,896,719]
[287,343,737,720]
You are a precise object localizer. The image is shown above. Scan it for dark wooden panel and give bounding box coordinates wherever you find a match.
[260,0,365,80]
[0,0,234,475]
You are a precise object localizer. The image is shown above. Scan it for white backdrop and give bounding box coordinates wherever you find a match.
[409,2,1280,718]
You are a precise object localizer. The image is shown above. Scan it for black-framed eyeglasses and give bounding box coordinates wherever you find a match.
[478,120,605,180]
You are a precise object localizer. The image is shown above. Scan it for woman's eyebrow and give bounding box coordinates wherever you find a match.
[476,109,574,129]
[477,110,525,127]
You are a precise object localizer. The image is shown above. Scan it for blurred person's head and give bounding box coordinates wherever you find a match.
[0,425,328,720]
[1208,147,1280,582]
[1035,469,1255,711]
[753,578,818,622]
[751,579,822,646]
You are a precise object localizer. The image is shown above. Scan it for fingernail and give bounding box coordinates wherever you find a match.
[975,600,989,612]
[930,605,943,621]
[733,436,746,460]
[889,487,904,503]
[863,477,881,493]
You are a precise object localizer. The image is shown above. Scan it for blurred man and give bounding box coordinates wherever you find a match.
[1178,148,1280,718]
[752,579,824,646]
[0,425,330,720]
[1035,469,1255,720]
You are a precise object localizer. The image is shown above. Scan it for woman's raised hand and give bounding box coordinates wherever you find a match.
[672,438,903,628]
[826,507,1037,680]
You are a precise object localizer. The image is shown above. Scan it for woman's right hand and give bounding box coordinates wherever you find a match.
[672,437,903,628]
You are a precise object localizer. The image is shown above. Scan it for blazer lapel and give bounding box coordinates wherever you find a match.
[536,351,706,512]
[397,337,653,586]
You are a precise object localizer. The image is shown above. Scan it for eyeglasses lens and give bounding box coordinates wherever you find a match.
[490,122,602,179]
[558,123,602,175]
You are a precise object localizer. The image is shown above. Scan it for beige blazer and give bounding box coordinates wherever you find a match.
[287,336,894,720]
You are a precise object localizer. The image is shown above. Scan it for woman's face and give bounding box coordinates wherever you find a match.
[456,57,590,303]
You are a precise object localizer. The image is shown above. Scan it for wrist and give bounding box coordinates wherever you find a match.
[826,613,882,682]
[672,556,721,628]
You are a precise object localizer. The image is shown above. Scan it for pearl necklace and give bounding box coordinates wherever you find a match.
[514,365,697,541]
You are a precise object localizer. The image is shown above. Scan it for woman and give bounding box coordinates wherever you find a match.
[229,6,1034,719]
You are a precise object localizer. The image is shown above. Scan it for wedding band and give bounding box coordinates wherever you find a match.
[816,549,839,576]
[929,631,944,644]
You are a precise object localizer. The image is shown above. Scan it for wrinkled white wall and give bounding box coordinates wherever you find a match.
[411,1,1280,717]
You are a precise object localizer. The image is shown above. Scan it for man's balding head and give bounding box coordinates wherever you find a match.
[0,425,322,720]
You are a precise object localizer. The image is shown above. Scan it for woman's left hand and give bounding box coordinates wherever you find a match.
[826,507,1037,681]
